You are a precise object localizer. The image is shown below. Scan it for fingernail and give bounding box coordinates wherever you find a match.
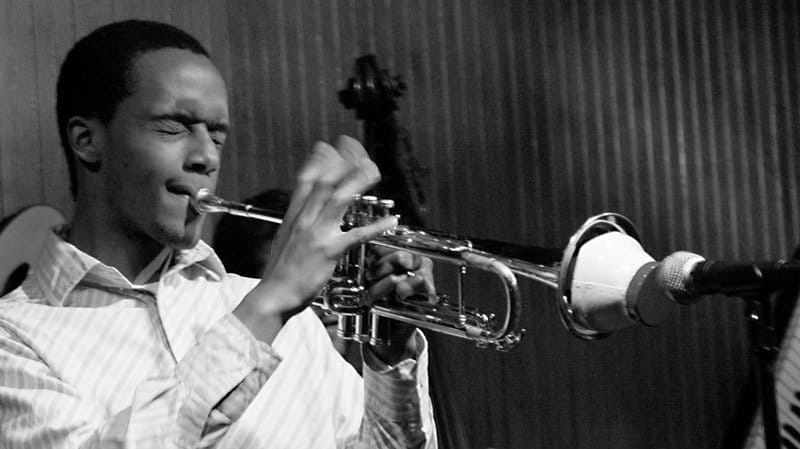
[391,274,409,282]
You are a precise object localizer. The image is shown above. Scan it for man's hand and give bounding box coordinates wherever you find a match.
[235,136,397,343]
[365,246,436,365]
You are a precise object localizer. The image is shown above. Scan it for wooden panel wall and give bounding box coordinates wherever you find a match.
[2,1,799,448]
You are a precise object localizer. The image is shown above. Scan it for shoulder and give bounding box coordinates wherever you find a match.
[0,283,43,310]
[0,288,44,353]
[0,287,28,304]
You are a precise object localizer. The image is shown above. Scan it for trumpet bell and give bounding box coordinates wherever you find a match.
[558,213,676,339]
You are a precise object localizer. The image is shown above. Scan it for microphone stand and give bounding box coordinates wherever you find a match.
[746,292,780,449]
[692,259,800,448]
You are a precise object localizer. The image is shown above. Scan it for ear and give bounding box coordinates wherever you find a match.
[66,116,103,171]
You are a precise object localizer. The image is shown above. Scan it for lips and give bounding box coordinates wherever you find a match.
[165,180,199,198]
[165,180,208,221]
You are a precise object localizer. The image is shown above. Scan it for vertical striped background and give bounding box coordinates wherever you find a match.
[1,1,798,448]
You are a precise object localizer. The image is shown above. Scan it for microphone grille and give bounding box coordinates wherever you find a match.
[657,251,705,304]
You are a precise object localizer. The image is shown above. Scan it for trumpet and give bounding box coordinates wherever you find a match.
[193,188,656,350]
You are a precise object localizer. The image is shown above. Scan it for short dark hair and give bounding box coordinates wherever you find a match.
[56,20,210,198]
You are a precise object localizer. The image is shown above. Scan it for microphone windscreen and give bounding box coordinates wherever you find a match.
[658,251,705,304]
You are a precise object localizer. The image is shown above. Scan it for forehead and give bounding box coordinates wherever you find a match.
[124,48,229,122]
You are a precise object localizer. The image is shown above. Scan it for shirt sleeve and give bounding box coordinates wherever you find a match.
[0,313,280,449]
[356,330,438,449]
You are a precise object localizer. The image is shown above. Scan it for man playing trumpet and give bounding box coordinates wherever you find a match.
[0,20,436,448]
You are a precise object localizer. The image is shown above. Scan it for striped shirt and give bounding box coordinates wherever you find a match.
[0,232,436,448]
[744,291,800,449]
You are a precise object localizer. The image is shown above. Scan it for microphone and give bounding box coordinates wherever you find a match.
[658,251,800,304]
[564,230,800,336]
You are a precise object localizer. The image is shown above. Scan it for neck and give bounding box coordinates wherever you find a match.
[68,194,163,281]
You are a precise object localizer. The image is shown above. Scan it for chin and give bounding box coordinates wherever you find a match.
[149,207,206,249]
[152,222,202,250]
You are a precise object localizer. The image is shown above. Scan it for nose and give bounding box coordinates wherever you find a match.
[184,128,220,176]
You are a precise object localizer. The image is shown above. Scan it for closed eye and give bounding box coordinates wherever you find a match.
[209,130,227,148]
[154,119,188,135]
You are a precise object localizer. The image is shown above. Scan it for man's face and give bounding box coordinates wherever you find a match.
[96,48,229,249]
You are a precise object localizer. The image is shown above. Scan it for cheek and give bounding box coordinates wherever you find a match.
[111,147,177,186]
[109,159,154,193]
[106,128,177,179]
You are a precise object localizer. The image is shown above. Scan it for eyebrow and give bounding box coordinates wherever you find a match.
[153,112,229,133]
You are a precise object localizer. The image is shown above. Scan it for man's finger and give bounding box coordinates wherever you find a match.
[283,142,340,226]
[368,273,436,301]
[335,135,381,187]
[369,251,421,281]
[335,135,370,164]
[316,163,379,226]
[330,215,398,256]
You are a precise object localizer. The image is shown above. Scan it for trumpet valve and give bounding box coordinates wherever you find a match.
[360,195,379,225]
[378,199,395,217]
[337,313,367,343]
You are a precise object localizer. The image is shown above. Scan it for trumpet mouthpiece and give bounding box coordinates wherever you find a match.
[189,188,216,213]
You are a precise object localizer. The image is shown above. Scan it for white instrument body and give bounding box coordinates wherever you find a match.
[0,205,66,295]
[745,295,800,448]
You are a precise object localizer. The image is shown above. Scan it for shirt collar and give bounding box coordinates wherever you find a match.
[167,240,226,282]
[30,232,227,306]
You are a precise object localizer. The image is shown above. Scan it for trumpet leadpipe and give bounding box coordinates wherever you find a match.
[192,188,283,224]
[191,187,560,289]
